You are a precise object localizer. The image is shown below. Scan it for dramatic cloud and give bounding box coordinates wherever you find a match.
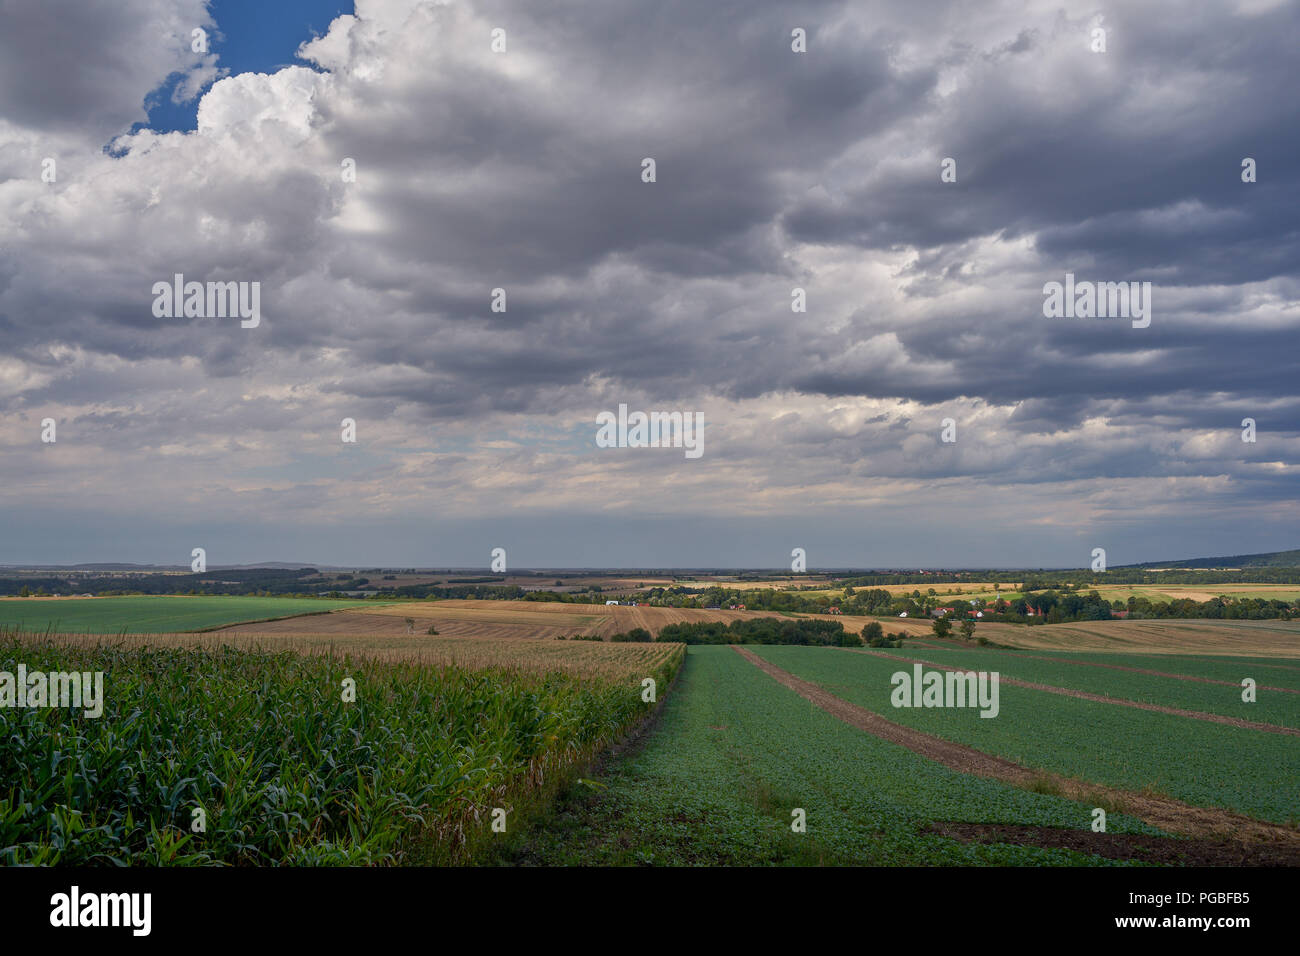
[0,0,1296,566]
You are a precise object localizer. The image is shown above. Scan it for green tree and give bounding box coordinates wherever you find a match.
[959,619,976,641]
[931,617,952,639]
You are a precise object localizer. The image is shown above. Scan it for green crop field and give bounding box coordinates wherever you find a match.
[748,645,1300,824]
[870,645,1300,729]
[0,595,383,634]
[5,593,1297,867]
[515,645,1160,866]
[0,637,681,864]
[1058,651,1300,690]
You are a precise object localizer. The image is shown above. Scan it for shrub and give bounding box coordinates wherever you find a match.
[866,630,906,648]
[656,618,847,646]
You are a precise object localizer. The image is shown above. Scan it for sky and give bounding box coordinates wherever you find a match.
[0,0,1297,570]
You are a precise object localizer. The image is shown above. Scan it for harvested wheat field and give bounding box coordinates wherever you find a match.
[874,582,1018,595]
[209,599,817,641]
[201,601,1300,657]
[849,615,1300,658]
[1151,585,1300,602]
[982,618,1300,657]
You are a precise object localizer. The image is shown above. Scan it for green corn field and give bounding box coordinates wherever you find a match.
[0,637,683,865]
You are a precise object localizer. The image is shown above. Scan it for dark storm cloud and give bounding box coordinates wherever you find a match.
[0,0,1297,565]
[0,0,214,139]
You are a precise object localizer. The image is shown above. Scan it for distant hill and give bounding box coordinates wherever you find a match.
[0,562,335,572]
[1124,548,1300,569]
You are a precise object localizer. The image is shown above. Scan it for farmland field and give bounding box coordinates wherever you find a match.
[1092,585,1300,603]
[668,575,836,589]
[1025,650,1300,688]
[514,645,1283,866]
[24,628,684,681]
[898,584,1300,604]
[883,617,1300,657]
[747,645,1300,825]
[0,634,682,865]
[211,599,823,641]
[983,618,1300,657]
[6,594,1299,867]
[845,645,1300,728]
[0,595,384,634]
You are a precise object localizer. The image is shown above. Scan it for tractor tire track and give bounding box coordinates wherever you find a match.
[859,649,1298,736]
[731,645,1300,850]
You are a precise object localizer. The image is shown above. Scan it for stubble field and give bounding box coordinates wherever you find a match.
[210,599,818,640]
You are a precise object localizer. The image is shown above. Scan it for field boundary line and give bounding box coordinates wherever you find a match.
[731,645,1300,848]
[504,645,688,864]
[859,649,1298,736]
[189,607,377,632]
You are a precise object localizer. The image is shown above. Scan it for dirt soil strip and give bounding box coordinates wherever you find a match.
[862,649,1298,736]
[731,645,1300,853]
